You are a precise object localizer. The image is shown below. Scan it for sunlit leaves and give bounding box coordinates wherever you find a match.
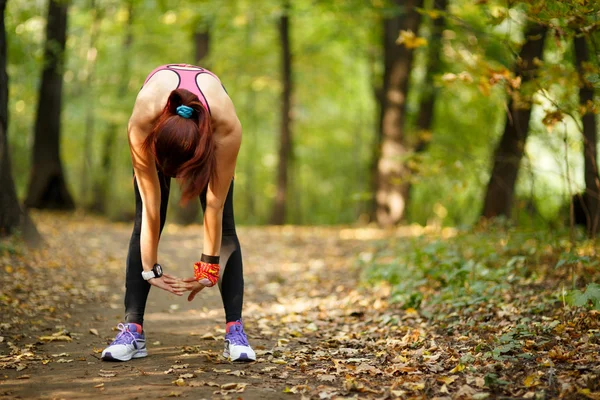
[395,29,427,49]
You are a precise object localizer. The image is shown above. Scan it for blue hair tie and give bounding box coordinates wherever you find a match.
[176,105,194,119]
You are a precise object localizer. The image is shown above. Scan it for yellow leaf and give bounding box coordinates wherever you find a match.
[523,374,540,387]
[172,378,186,386]
[450,364,465,374]
[39,335,72,342]
[5,266,13,273]
[438,376,459,385]
[395,30,428,49]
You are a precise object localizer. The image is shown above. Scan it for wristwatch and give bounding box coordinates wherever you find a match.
[141,263,163,281]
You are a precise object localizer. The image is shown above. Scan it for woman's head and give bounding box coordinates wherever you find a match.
[143,88,216,203]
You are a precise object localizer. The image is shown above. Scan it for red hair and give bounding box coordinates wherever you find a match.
[143,88,216,203]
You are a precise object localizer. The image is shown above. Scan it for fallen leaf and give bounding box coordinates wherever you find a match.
[179,373,195,379]
[213,368,231,373]
[172,378,186,386]
[94,383,104,388]
[317,374,336,382]
[17,375,30,380]
[438,376,459,385]
[450,364,465,374]
[39,335,72,342]
[98,370,117,378]
[89,328,99,336]
[228,370,245,377]
[201,332,217,340]
[171,363,189,370]
[523,374,540,388]
[221,382,247,390]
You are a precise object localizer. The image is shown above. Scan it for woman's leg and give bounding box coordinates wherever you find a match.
[124,171,171,326]
[200,180,244,322]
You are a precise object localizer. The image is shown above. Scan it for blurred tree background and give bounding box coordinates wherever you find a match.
[3,0,600,231]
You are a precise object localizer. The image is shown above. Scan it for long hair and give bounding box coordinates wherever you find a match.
[142,88,216,203]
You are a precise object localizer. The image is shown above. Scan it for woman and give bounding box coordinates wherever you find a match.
[101,64,255,363]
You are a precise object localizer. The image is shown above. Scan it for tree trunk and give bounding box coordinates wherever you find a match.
[405,0,448,208]
[25,0,74,210]
[171,20,211,225]
[91,1,133,214]
[0,0,40,245]
[194,30,209,65]
[375,0,423,227]
[244,11,257,219]
[81,0,102,209]
[271,0,293,225]
[574,34,600,237]
[414,0,447,153]
[481,24,547,219]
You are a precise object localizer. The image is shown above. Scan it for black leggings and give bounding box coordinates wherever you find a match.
[124,170,244,326]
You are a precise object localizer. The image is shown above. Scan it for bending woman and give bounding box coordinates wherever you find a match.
[101,64,254,362]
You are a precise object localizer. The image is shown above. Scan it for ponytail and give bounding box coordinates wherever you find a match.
[142,88,217,203]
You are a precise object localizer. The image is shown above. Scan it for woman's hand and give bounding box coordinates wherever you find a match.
[164,275,213,301]
[148,273,184,296]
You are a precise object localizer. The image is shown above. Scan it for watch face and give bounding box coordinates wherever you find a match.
[155,264,163,276]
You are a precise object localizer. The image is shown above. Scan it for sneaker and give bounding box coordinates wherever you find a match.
[223,321,256,362]
[101,323,147,361]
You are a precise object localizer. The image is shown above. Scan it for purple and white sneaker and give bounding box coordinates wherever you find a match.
[101,323,147,361]
[224,321,256,362]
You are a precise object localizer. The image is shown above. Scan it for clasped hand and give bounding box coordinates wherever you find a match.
[149,273,213,301]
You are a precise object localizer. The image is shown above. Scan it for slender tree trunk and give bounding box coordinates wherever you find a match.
[25,0,74,210]
[405,0,448,208]
[375,0,423,227]
[574,34,600,237]
[0,0,40,245]
[194,30,209,65]
[414,0,447,153]
[244,11,257,219]
[91,0,133,213]
[481,24,547,219]
[172,21,211,224]
[271,0,293,225]
[81,0,102,209]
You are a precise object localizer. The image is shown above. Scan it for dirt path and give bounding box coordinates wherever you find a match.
[0,214,378,399]
[4,214,598,399]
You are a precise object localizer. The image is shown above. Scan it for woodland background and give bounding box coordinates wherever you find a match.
[1,1,600,398]
[1,0,599,232]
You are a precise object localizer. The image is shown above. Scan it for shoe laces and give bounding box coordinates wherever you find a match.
[225,324,249,346]
[111,323,140,345]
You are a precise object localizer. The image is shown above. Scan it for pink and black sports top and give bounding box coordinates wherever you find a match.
[142,64,222,115]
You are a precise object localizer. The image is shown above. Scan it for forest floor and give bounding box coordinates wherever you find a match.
[0,212,599,400]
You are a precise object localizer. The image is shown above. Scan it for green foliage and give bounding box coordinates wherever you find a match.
[568,283,600,310]
[361,226,597,311]
[4,0,600,225]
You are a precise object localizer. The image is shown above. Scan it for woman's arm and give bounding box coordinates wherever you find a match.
[128,87,182,295]
[202,97,242,257]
